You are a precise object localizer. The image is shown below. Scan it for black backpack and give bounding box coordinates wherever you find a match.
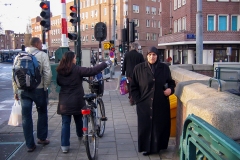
[13,51,41,91]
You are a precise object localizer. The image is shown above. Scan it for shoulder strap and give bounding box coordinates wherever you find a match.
[32,51,39,56]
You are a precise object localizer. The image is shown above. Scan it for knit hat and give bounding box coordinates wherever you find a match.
[147,46,159,56]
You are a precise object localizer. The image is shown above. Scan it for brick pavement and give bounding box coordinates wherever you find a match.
[0,65,179,160]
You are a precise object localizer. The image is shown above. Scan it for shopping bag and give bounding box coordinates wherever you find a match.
[8,100,22,126]
[120,77,129,95]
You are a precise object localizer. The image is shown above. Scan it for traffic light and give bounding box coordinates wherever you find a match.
[94,22,107,41]
[39,1,51,31]
[68,33,78,41]
[129,21,137,42]
[69,5,78,26]
[68,5,78,41]
[119,44,123,53]
[121,28,127,43]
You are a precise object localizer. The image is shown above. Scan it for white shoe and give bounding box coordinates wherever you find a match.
[61,146,69,153]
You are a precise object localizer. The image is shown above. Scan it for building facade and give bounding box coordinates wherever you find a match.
[0,30,31,50]
[158,0,240,65]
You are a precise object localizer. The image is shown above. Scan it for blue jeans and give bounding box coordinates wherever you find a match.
[61,114,83,146]
[19,88,48,149]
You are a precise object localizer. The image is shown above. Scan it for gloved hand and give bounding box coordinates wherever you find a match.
[105,59,113,66]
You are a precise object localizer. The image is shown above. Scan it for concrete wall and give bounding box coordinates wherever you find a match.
[170,64,240,146]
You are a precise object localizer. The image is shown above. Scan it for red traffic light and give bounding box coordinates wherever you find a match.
[70,5,77,12]
[40,2,49,10]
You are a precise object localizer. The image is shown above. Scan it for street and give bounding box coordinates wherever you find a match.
[0,62,14,126]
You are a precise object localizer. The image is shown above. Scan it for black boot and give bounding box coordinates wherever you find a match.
[142,152,150,156]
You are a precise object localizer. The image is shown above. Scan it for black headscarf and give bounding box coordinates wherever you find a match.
[147,46,159,75]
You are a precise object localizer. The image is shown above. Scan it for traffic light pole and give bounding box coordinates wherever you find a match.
[110,0,116,79]
[77,0,82,66]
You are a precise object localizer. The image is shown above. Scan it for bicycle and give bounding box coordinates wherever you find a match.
[81,75,110,160]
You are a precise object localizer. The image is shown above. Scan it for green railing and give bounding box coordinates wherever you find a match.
[180,114,240,160]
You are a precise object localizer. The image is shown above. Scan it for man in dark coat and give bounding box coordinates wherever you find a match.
[122,42,144,105]
[131,46,176,156]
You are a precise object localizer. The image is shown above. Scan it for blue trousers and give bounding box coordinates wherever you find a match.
[19,88,48,148]
[61,114,83,146]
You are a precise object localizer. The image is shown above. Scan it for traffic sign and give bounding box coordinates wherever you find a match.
[103,42,111,50]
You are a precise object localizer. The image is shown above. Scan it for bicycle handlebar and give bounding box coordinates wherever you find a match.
[83,77,110,84]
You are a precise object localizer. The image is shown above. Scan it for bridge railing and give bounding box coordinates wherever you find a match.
[180,114,240,160]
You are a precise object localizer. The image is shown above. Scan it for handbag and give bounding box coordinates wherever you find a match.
[8,100,22,126]
[120,77,129,95]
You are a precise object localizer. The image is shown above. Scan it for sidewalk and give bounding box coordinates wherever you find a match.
[0,65,178,160]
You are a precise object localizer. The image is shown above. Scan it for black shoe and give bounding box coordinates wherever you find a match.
[142,152,150,156]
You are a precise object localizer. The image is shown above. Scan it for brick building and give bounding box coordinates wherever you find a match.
[0,30,31,50]
[158,0,240,65]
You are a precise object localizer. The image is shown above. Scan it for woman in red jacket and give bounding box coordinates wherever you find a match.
[56,51,111,153]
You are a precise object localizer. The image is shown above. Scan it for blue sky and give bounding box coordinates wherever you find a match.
[0,0,72,33]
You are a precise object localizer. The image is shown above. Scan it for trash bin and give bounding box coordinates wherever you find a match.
[169,94,177,137]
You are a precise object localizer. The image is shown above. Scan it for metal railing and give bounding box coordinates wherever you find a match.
[180,114,240,160]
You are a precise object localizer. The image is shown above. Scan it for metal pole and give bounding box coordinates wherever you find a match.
[196,0,203,64]
[77,0,81,66]
[41,0,47,53]
[110,0,116,79]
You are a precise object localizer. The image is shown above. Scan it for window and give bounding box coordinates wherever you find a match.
[174,0,177,10]
[86,24,88,29]
[82,13,85,20]
[146,33,150,40]
[86,35,88,42]
[152,20,157,28]
[86,12,88,19]
[95,10,98,17]
[177,19,181,32]
[133,19,139,27]
[91,10,94,18]
[124,4,128,16]
[146,6,150,14]
[135,33,139,40]
[133,5,139,13]
[146,20,150,27]
[178,0,181,8]
[207,15,215,31]
[231,15,237,31]
[218,15,228,31]
[174,20,178,33]
[104,8,107,15]
[91,23,94,28]
[152,7,156,15]
[91,35,95,41]
[182,17,186,30]
[91,0,94,6]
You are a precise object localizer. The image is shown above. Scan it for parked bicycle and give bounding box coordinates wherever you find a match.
[81,74,110,160]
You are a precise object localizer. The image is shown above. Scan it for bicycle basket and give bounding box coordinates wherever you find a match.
[90,81,104,95]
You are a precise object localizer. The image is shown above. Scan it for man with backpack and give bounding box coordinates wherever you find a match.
[12,37,52,152]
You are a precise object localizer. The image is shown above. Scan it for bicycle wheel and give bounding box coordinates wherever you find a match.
[85,115,96,160]
[96,98,106,137]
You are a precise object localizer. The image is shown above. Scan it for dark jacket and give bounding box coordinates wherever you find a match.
[131,61,176,153]
[57,63,107,115]
[122,50,144,78]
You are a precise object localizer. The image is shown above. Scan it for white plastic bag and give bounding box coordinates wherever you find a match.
[8,100,22,126]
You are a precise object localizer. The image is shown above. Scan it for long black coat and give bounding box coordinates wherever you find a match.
[122,49,144,77]
[131,61,176,153]
[57,63,107,115]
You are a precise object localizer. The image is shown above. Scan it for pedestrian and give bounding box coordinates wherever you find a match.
[56,51,112,153]
[164,57,172,66]
[131,46,176,156]
[122,42,144,105]
[12,37,52,152]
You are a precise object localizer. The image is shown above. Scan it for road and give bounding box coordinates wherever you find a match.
[0,62,14,126]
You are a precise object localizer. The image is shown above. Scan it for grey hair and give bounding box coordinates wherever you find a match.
[30,37,41,47]
[130,42,139,50]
